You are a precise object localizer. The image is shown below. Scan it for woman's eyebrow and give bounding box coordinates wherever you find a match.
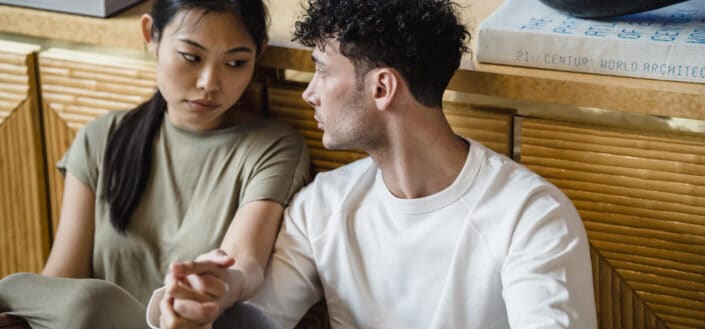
[178,38,253,53]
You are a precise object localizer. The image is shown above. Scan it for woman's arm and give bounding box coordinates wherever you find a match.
[156,200,284,328]
[218,199,284,301]
[42,173,95,278]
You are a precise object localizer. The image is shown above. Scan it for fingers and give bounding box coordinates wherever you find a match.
[173,298,221,324]
[184,273,229,299]
[160,295,209,329]
[166,277,212,303]
[170,259,232,278]
[194,249,236,267]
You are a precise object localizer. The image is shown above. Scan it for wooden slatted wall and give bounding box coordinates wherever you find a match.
[519,117,705,329]
[0,40,49,277]
[443,99,513,156]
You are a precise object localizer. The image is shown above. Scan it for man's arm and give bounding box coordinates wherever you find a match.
[246,202,324,329]
[501,192,597,329]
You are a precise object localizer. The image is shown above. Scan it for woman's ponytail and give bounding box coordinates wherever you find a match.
[102,91,165,233]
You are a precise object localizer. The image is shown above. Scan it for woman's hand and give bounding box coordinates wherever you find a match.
[160,249,241,328]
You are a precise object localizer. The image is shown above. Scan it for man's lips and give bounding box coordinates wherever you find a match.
[314,114,323,129]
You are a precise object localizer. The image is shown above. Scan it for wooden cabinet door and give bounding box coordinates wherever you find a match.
[0,40,49,277]
[38,48,156,235]
[518,117,705,329]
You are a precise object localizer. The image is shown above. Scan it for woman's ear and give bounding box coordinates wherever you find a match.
[373,68,399,111]
[140,14,157,53]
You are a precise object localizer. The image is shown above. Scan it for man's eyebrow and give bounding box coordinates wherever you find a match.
[178,38,253,53]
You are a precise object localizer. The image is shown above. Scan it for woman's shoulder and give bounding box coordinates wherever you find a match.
[79,110,130,138]
[235,115,305,146]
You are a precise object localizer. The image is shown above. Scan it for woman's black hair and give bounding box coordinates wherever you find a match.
[102,0,269,233]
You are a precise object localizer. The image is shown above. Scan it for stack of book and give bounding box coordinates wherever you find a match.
[477,0,705,83]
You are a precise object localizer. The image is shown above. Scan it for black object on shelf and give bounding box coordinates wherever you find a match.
[538,0,689,18]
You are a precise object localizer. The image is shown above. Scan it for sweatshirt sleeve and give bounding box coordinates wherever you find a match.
[501,189,597,329]
[246,186,323,328]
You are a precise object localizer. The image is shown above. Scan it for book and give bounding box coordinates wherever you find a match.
[476,0,705,84]
[0,0,144,18]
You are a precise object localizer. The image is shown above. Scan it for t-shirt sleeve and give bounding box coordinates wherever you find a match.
[240,124,310,207]
[56,115,111,192]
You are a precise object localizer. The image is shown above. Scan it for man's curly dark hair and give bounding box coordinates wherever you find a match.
[293,0,470,108]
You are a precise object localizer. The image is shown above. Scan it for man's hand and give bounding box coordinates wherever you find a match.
[159,249,239,328]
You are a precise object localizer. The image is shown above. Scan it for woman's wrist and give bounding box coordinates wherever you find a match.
[223,257,264,305]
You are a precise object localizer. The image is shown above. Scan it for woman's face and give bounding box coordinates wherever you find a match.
[144,9,258,131]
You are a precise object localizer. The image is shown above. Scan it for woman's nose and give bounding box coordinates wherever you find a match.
[197,65,221,93]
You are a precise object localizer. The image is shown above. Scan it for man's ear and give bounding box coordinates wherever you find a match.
[140,14,157,53]
[372,68,399,111]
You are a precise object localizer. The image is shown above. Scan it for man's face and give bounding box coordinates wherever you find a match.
[302,41,379,151]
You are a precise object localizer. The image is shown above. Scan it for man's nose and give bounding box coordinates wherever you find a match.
[302,81,319,107]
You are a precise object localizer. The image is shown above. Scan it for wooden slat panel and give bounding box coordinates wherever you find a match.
[592,247,670,329]
[522,117,705,329]
[39,48,157,236]
[0,40,49,277]
[443,100,513,156]
[0,42,33,126]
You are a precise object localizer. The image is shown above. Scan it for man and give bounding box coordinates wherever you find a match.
[152,0,597,328]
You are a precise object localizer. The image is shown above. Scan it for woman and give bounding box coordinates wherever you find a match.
[0,1,309,328]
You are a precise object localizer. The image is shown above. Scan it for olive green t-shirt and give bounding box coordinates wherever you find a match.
[58,110,309,305]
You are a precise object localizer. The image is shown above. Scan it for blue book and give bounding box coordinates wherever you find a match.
[477,0,705,83]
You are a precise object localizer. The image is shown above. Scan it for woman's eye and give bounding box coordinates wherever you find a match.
[226,60,248,68]
[179,52,199,62]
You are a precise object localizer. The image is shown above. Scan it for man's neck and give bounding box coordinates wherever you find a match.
[369,110,470,199]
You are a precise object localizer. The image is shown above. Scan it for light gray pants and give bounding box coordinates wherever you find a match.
[0,273,281,329]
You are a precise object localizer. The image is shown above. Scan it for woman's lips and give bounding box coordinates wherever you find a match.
[188,100,219,112]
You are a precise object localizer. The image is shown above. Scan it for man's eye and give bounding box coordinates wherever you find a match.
[179,52,199,62]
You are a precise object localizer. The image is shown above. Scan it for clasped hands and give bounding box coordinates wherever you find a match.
[159,249,242,329]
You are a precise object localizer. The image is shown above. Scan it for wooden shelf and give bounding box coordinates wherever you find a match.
[2,0,703,120]
[0,1,152,49]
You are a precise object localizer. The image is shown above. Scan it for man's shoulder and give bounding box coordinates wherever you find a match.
[471,141,570,209]
[312,157,374,185]
[290,157,374,207]
[310,157,377,198]
[284,157,375,233]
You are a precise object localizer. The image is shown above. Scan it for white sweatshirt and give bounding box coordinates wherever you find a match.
[248,140,597,329]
